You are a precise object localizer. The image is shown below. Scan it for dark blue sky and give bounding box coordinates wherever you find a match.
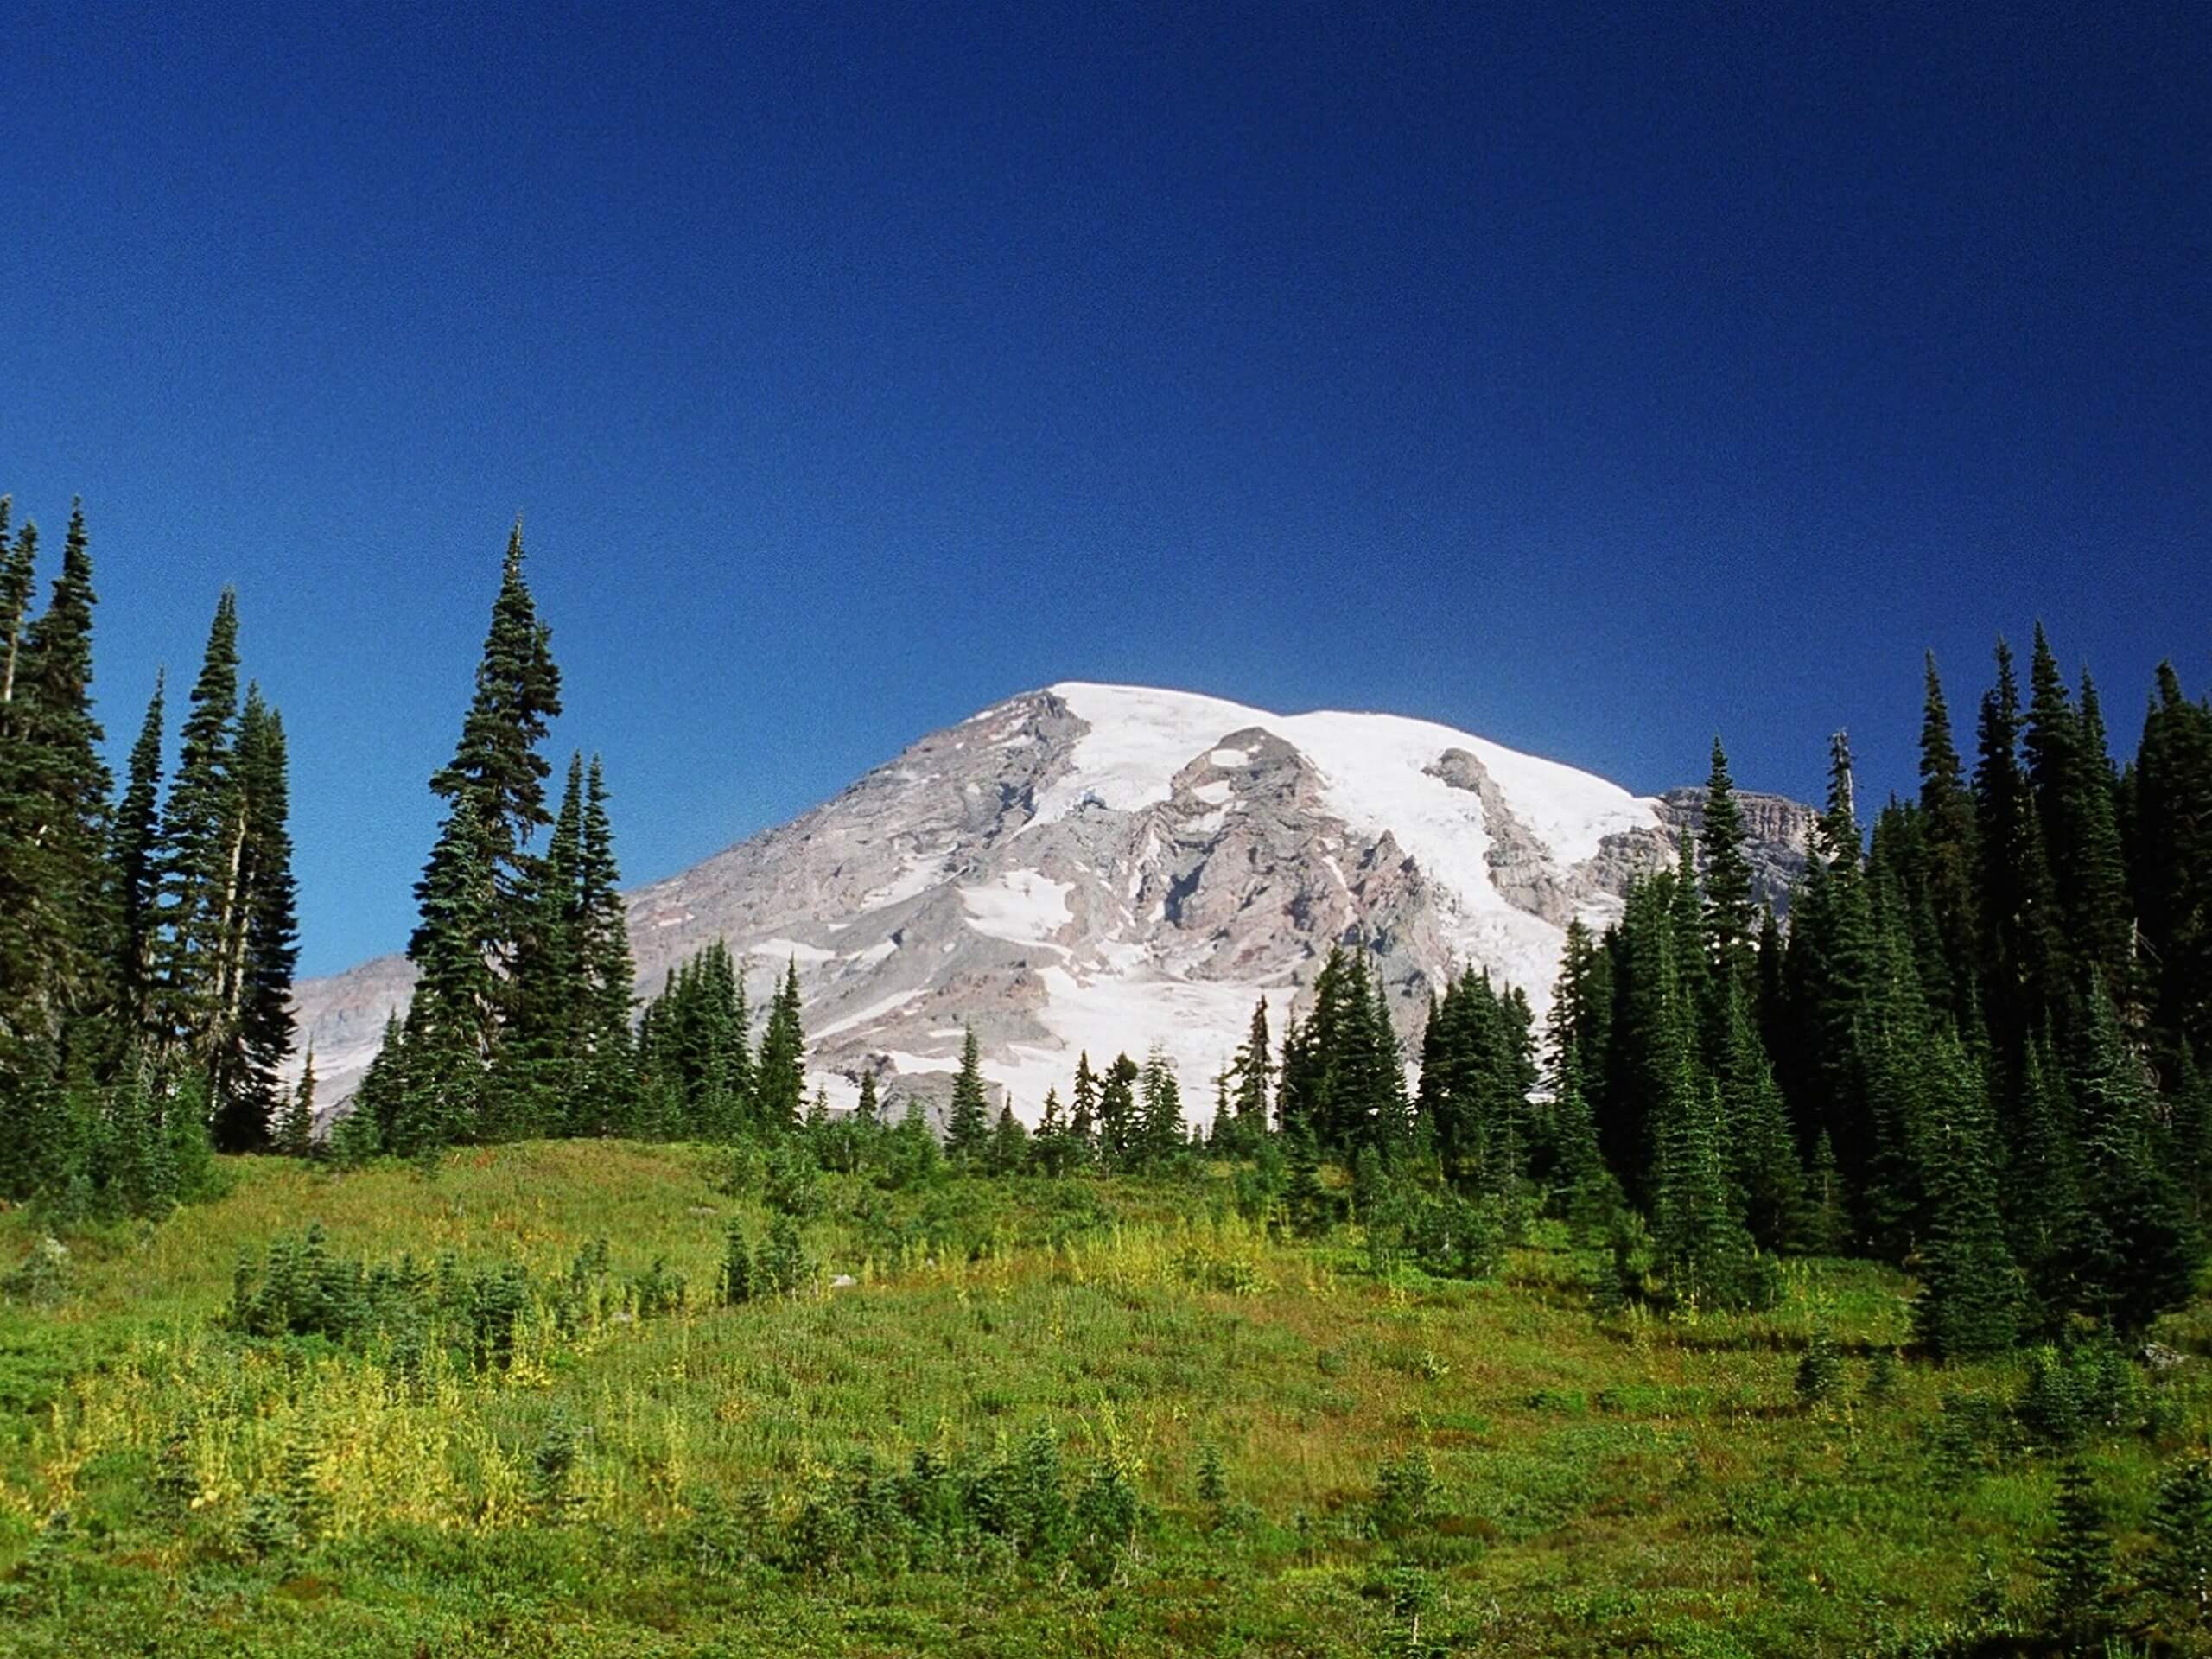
[3,3,2206,974]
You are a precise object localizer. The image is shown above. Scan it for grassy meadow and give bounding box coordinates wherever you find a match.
[0,1141,2202,1656]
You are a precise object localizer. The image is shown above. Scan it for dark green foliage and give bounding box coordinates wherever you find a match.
[392,525,598,1150]
[154,591,241,1077]
[636,940,754,1137]
[111,671,166,1043]
[1071,1452,1143,1584]
[1096,1052,1140,1166]
[1974,639,2064,1058]
[2015,1341,2145,1447]
[427,522,563,910]
[2038,1455,2115,1646]
[1715,980,1806,1254]
[1366,1441,1440,1539]
[1794,1331,1844,1409]
[1651,1066,1771,1312]
[761,1213,809,1299]
[1226,996,1273,1151]
[1916,652,1981,1025]
[1279,945,1407,1157]
[1281,1124,1333,1238]
[1132,1047,1185,1168]
[1361,1171,1512,1281]
[276,1051,317,1160]
[1196,1442,1228,1509]
[207,686,299,1150]
[988,1103,1030,1174]
[2147,1452,2212,1638]
[576,757,638,1125]
[2066,985,2203,1332]
[754,958,808,1134]
[944,1027,990,1164]
[531,1414,583,1519]
[1416,965,1535,1198]
[720,1220,755,1305]
[1910,1038,2022,1360]
[0,503,116,1193]
[629,1255,688,1317]
[2134,662,2212,1069]
[1699,739,1757,993]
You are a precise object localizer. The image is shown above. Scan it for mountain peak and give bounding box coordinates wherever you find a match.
[292,684,1815,1121]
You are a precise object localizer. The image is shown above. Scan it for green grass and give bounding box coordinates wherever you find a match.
[0,1141,2202,1656]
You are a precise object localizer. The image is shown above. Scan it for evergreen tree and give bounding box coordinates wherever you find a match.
[1916,652,1981,1025]
[1699,739,1757,995]
[2133,662,2212,1068]
[2061,664,2135,1012]
[1134,1048,1184,1166]
[1911,1034,2022,1359]
[2005,1039,2086,1325]
[1282,1122,1329,1236]
[944,1027,990,1163]
[1070,1052,1099,1155]
[2146,1452,2212,1638]
[988,1103,1030,1174]
[577,757,637,1127]
[400,793,501,1143]
[1803,1130,1848,1255]
[0,501,116,1198]
[754,958,807,1133]
[1599,873,1686,1206]
[1548,1074,1621,1241]
[720,1219,755,1305]
[1715,980,1806,1254]
[1332,957,1409,1154]
[111,671,167,1041]
[208,687,298,1150]
[1770,741,1880,1211]
[1096,1053,1140,1165]
[854,1070,880,1128]
[0,499,29,708]
[1974,639,2064,1058]
[1650,1057,1765,1312]
[398,526,564,1139]
[506,752,586,1129]
[2040,1455,2115,1647]
[1548,918,1612,1108]
[426,521,563,931]
[277,1052,317,1160]
[1230,996,1273,1146]
[153,589,241,1068]
[1032,1085,1072,1175]
[1278,946,1358,1147]
[2066,984,2202,1331]
[1,507,114,1038]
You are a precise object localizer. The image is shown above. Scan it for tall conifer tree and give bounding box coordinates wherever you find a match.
[1699,739,1756,995]
[754,958,806,1133]
[111,671,168,1042]
[208,688,298,1149]
[945,1027,991,1162]
[1917,652,1981,1021]
[155,589,241,1067]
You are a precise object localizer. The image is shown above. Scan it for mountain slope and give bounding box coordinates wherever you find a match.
[292,683,1815,1120]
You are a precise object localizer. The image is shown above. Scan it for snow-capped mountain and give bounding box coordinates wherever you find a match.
[291,683,1815,1120]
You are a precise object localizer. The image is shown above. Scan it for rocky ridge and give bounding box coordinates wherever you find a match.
[292,684,1816,1122]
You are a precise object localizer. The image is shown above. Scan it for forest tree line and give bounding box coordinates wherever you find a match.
[0,494,297,1217]
[4,489,2210,1363]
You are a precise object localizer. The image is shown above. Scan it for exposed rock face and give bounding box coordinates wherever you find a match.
[291,684,1813,1122]
[1655,787,1817,912]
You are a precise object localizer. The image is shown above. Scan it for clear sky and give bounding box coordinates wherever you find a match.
[3,3,2206,976]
